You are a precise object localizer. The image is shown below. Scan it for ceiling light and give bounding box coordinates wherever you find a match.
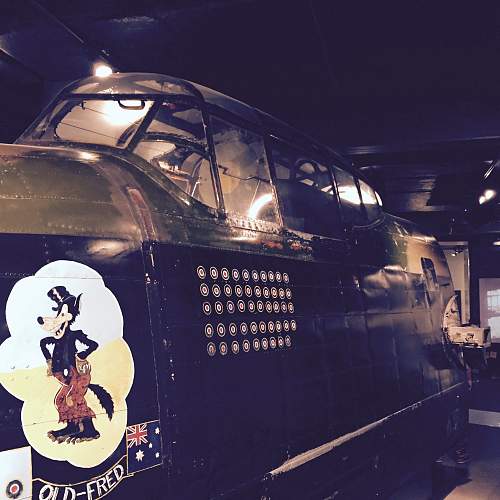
[493,241,500,246]
[484,189,496,201]
[479,189,496,205]
[94,64,113,78]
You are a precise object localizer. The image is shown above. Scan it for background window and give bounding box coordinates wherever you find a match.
[211,116,278,223]
[359,179,382,222]
[271,142,342,237]
[332,166,365,227]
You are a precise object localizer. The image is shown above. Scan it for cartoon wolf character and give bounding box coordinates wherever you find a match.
[38,286,114,443]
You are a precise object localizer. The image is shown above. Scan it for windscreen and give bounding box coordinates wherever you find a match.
[28,98,155,148]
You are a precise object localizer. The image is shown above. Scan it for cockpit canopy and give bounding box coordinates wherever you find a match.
[18,73,277,220]
[18,73,382,233]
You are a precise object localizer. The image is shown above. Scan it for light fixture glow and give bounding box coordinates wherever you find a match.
[484,189,496,201]
[248,193,273,219]
[94,64,113,78]
[101,100,152,126]
[493,241,500,246]
[338,186,361,205]
[479,189,497,205]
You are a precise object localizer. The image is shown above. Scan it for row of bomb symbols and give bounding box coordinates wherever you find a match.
[199,282,292,300]
[197,266,290,284]
[204,319,297,338]
[207,335,292,356]
[201,299,294,316]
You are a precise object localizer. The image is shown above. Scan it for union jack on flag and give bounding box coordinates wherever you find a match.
[126,420,162,474]
[126,423,148,448]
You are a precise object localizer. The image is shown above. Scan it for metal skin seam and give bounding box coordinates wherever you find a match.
[269,381,465,476]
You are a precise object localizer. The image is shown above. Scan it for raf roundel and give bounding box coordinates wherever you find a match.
[209,267,218,280]
[205,324,214,338]
[6,480,23,499]
[207,342,216,357]
[197,266,206,280]
[217,323,226,337]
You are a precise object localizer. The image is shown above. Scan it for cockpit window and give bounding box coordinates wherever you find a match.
[147,101,206,143]
[133,100,217,209]
[271,141,341,237]
[25,95,219,210]
[358,179,382,222]
[30,99,154,148]
[332,166,365,226]
[210,116,279,223]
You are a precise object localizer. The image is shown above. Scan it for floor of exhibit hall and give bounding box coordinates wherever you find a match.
[438,378,500,499]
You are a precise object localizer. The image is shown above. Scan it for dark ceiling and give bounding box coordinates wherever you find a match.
[1,0,500,238]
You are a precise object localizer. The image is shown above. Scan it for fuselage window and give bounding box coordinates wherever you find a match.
[210,116,279,223]
[421,258,439,292]
[271,142,342,237]
[331,166,365,227]
[134,101,217,209]
[359,179,382,222]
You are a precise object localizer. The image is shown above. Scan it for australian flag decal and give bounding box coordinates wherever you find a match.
[126,420,163,474]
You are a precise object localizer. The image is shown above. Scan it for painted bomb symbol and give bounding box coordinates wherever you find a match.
[38,286,114,444]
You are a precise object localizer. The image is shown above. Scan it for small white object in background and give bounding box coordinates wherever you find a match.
[0,446,32,499]
[448,325,491,347]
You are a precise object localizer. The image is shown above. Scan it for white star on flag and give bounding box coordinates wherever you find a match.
[136,450,144,462]
[155,427,160,434]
